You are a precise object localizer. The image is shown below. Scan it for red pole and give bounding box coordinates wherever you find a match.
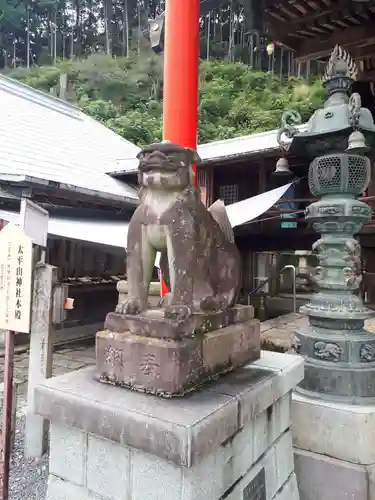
[160,0,200,295]
[163,0,200,162]
[0,330,14,499]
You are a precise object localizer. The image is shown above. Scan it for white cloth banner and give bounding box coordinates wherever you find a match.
[154,182,293,268]
[225,182,293,228]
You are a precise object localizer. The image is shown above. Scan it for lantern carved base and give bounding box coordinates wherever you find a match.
[96,305,260,397]
[295,322,375,403]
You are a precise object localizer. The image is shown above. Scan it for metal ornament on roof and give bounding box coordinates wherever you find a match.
[277,109,302,152]
[323,44,358,84]
[290,45,375,404]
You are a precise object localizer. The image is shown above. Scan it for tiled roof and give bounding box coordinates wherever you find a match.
[111,124,308,177]
[0,74,139,204]
[198,124,308,164]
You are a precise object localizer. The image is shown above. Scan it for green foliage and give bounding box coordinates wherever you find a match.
[6,54,325,146]
[8,65,61,91]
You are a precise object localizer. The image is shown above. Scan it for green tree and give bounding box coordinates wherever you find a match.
[6,55,325,146]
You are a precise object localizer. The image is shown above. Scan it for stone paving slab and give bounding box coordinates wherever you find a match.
[0,345,96,386]
[260,312,375,353]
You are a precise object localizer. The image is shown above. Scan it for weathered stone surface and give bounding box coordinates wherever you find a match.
[96,319,260,396]
[46,475,93,500]
[96,331,204,396]
[104,305,254,339]
[294,448,368,500]
[97,142,260,395]
[117,280,160,296]
[50,424,87,486]
[259,312,375,355]
[273,473,299,500]
[292,392,375,465]
[116,142,241,320]
[260,313,307,353]
[35,351,304,468]
[41,353,302,500]
[45,416,297,500]
[86,434,131,500]
[202,320,259,369]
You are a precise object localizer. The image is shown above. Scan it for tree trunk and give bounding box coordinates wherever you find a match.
[26,2,30,67]
[75,0,81,56]
[213,10,216,41]
[206,12,210,60]
[137,2,141,56]
[123,0,129,57]
[104,0,113,56]
[12,39,16,68]
[53,9,57,63]
[228,1,234,61]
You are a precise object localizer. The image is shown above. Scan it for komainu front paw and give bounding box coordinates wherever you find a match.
[200,296,222,312]
[164,305,192,321]
[157,292,172,308]
[115,298,143,315]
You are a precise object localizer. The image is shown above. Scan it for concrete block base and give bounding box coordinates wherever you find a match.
[292,393,375,500]
[294,449,373,500]
[35,351,303,500]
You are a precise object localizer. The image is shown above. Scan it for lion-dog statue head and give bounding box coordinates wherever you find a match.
[137,141,199,193]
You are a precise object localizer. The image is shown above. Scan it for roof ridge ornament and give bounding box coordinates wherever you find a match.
[323,44,358,83]
[277,109,302,152]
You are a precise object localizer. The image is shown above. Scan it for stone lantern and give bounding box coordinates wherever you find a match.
[279,45,375,402]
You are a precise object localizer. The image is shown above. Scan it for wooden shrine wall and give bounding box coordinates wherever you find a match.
[46,238,125,280]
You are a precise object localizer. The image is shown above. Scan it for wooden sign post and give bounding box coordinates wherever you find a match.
[0,223,33,500]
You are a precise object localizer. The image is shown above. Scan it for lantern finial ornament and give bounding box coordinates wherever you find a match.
[323,44,358,82]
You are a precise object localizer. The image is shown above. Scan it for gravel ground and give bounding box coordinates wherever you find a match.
[9,415,49,500]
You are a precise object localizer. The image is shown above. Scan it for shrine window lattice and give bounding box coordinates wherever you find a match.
[219,184,239,206]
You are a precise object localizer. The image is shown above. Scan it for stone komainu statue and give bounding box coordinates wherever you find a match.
[116,142,241,320]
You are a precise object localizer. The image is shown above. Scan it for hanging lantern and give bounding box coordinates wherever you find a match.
[266,43,275,56]
[274,157,291,174]
[149,13,165,54]
[346,130,370,154]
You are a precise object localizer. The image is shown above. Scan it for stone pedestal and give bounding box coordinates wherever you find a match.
[97,305,260,396]
[292,393,375,500]
[35,351,303,500]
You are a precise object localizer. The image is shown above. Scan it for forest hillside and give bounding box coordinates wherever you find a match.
[1,0,326,145]
[5,54,325,146]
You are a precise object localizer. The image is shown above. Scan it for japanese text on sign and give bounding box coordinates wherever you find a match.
[0,224,33,334]
[15,245,24,321]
